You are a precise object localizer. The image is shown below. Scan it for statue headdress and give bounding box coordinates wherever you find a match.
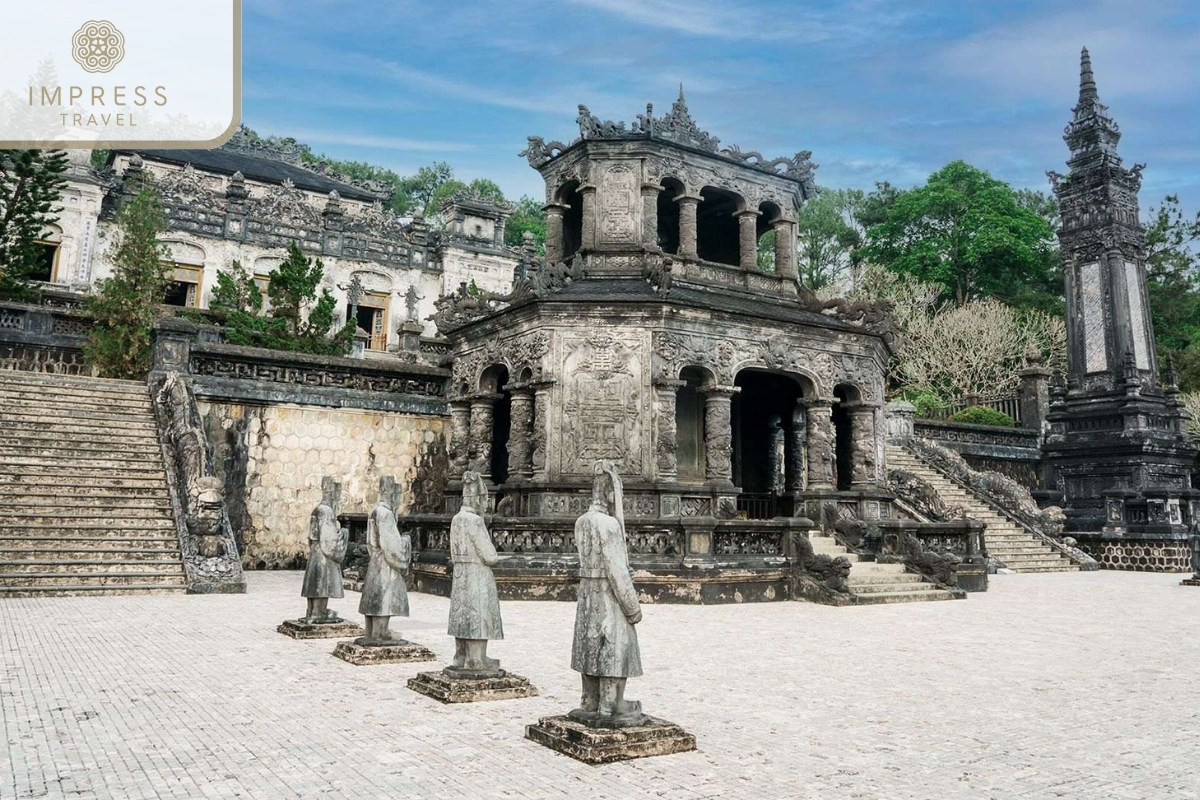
[462,470,488,511]
[593,459,625,536]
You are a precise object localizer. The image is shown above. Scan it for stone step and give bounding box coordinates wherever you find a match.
[0,511,175,526]
[848,572,925,585]
[0,454,168,471]
[0,392,152,412]
[0,584,187,598]
[0,414,158,434]
[0,424,160,442]
[851,589,956,605]
[0,560,185,574]
[0,548,181,562]
[848,562,906,575]
[0,440,164,458]
[0,372,148,394]
[0,473,168,488]
[1,486,171,500]
[849,581,946,595]
[988,547,1061,557]
[0,536,180,551]
[0,572,186,588]
[1008,564,1080,573]
[0,522,176,536]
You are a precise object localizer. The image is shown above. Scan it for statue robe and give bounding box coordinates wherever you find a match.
[571,506,642,678]
[447,508,504,640]
[301,503,346,599]
[358,503,411,617]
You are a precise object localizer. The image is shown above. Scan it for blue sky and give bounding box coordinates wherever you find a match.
[243,0,1200,210]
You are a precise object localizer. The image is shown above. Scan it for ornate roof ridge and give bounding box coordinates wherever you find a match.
[220,124,392,201]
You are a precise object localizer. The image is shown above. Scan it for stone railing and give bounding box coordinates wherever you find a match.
[904,436,1097,570]
[919,393,1023,425]
[878,518,987,593]
[0,300,91,373]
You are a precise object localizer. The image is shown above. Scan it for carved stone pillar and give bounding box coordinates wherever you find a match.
[767,414,786,494]
[641,184,662,250]
[580,186,598,251]
[844,401,880,488]
[468,395,497,480]
[507,386,535,481]
[449,400,473,479]
[701,385,739,485]
[736,210,760,271]
[773,219,797,281]
[804,397,836,489]
[676,196,701,260]
[530,380,554,479]
[544,204,567,263]
[654,378,685,481]
[786,404,807,491]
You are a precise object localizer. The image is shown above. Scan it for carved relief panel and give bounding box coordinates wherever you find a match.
[597,161,641,246]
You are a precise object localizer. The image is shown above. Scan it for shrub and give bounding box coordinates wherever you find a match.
[950,405,1016,427]
[910,392,948,419]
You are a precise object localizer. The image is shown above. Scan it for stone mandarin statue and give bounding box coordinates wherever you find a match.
[301,477,349,622]
[447,471,510,675]
[357,476,411,645]
[569,460,647,727]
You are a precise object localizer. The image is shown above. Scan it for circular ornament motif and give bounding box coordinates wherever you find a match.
[72,20,125,74]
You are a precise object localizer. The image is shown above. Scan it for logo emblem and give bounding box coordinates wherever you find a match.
[71,20,125,74]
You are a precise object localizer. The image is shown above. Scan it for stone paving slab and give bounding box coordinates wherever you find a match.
[2,571,1199,799]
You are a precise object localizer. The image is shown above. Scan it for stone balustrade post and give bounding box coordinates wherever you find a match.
[736,209,760,271]
[773,218,797,281]
[1019,364,1052,434]
[885,400,915,443]
[676,196,701,260]
[786,404,808,491]
[506,385,535,481]
[468,395,499,480]
[701,385,739,486]
[580,186,598,251]
[641,184,662,250]
[804,397,836,489]
[844,401,881,488]
[530,380,555,479]
[449,400,473,479]
[543,204,567,264]
[653,378,685,481]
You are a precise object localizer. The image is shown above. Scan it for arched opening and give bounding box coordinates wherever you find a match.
[676,367,708,480]
[697,187,742,266]
[481,365,511,483]
[756,202,782,274]
[657,178,685,255]
[833,384,860,491]
[558,181,583,260]
[732,369,809,518]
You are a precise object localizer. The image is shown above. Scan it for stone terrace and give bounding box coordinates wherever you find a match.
[2,572,1198,799]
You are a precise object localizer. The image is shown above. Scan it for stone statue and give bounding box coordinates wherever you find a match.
[301,477,349,622]
[357,476,411,645]
[569,460,646,727]
[447,471,509,674]
[404,284,422,324]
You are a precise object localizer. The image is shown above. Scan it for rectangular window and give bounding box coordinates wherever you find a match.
[163,264,203,308]
[352,291,390,351]
[30,241,59,282]
[254,274,271,313]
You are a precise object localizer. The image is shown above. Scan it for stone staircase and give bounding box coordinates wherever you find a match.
[887,445,1078,573]
[0,371,188,597]
[808,532,959,605]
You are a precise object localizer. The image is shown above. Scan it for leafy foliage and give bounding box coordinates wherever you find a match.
[0,149,69,302]
[505,196,547,253]
[209,242,354,356]
[794,187,868,291]
[1142,194,1200,391]
[84,184,172,379]
[950,405,1016,428]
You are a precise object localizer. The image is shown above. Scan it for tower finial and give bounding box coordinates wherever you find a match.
[1080,46,1097,102]
[678,82,685,102]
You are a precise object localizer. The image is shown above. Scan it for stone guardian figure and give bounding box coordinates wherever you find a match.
[301,476,349,622]
[569,460,646,726]
[357,476,410,644]
[447,471,508,674]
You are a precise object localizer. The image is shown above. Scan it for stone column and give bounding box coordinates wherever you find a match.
[676,196,701,260]
[653,378,685,481]
[804,397,836,489]
[701,385,739,485]
[786,405,807,491]
[767,414,786,493]
[845,401,880,488]
[449,400,473,479]
[544,204,566,263]
[530,380,554,480]
[641,184,662,250]
[773,219,797,281]
[1019,363,1052,434]
[507,386,535,481]
[736,210,760,271]
[469,395,497,480]
[580,187,598,251]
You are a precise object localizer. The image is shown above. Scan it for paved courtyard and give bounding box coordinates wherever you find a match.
[2,571,1198,800]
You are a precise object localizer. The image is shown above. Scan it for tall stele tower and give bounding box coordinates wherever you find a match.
[1045,48,1198,571]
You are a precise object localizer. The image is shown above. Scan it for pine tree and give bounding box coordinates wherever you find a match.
[84,185,172,378]
[0,149,69,302]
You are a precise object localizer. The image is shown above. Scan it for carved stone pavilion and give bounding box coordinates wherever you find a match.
[1045,49,1199,571]
[415,91,906,602]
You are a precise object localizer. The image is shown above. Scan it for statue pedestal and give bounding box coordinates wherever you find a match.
[524,714,696,764]
[277,619,363,639]
[1182,576,1200,586]
[407,668,538,703]
[331,639,436,665]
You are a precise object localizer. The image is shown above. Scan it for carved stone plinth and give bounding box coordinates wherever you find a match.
[407,668,538,703]
[331,639,436,665]
[524,714,696,765]
[1182,577,1200,587]
[277,619,363,639]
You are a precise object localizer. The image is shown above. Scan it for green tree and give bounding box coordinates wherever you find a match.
[1142,194,1200,390]
[209,258,262,319]
[0,149,69,302]
[504,196,547,251]
[863,161,1058,307]
[84,185,172,379]
[794,188,867,290]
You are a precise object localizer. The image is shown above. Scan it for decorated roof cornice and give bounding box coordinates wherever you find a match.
[520,86,817,194]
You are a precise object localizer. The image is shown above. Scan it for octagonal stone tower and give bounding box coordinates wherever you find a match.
[421,92,898,601]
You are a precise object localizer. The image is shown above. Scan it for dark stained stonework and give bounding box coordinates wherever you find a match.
[331,640,436,665]
[276,619,363,640]
[525,715,696,765]
[407,670,539,703]
[1044,50,1199,571]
